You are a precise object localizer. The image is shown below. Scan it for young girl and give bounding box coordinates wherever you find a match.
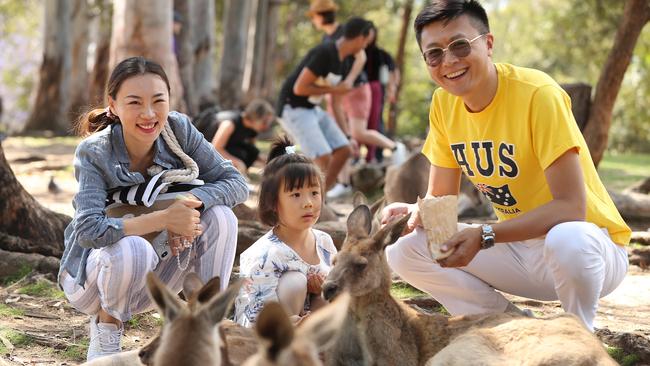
[58,57,247,361]
[234,136,337,327]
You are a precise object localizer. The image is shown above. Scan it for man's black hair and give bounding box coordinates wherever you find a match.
[317,10,337,25]
[343,17,372,40]
[414,0,490,47]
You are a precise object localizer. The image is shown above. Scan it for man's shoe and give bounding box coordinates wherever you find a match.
[86,315,123,361]
[326,183,352,199]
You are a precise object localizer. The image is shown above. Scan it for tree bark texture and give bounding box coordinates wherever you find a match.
[109,0,184,110]
[192,0,217,109]
[561,83,592,131]
[387,0,413,137]
[68,0,91,121]
[0,143,70,258]
[24,0,72,134]
[175,0,197,116]
[246,0,268,100]
[582,0,650,167]
[218,0,252,109]
[89,0,113,107]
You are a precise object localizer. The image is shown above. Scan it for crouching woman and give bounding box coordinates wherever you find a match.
[57,56,248,361]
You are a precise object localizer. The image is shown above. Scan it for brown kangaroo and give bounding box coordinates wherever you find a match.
[242,293,351,366]
[321,203,616,366]
[147,272,241,366]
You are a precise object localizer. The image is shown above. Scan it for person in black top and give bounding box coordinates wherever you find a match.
[198,99,275,176]
[364,24,401,163]
[277,17,372,194]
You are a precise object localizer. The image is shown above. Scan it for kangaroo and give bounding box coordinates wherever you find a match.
[242,293,351,366]
[322,203,617,366]
[147,272,241,366]
[81,273,224,366]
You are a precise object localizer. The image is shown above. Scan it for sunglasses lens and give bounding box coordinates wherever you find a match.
[449,40,472,58]
[425,49,443,66]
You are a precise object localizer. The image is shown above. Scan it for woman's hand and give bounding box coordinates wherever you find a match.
[381,202,420,235]
[307,272,326,295]
[168,231,198,256]
[163,198,203,237]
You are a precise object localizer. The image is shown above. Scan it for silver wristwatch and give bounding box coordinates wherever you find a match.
[480,224,495,250]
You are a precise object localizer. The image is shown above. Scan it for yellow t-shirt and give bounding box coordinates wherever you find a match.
[422,63,630,245]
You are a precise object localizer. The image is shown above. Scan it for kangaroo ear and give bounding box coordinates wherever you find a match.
[372,213,411,251]
[199,279,242,325]
[347,205,372,239]
[255,302,294,361]
[195,276,221,305]
[369,196,386,234]
[352,191,368,208]
[298,292,350,351]
[147,272,182,322]
[182,272,204,302]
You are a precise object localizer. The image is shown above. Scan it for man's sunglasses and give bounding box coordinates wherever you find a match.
[422,34,487,67]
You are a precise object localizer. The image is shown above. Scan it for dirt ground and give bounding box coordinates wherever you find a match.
[1,137,650,365]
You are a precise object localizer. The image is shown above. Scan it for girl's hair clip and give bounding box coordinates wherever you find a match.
[285,145,296,155]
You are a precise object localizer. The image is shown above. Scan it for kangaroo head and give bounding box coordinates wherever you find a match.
[243,293,351,366]
[322,202,410,301]
[146,272,240,366]
[138,273,222,365]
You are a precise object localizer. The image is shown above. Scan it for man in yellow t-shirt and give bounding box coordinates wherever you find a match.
[382,0,629,331]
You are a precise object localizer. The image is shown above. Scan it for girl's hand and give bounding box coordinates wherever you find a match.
[163,198,202,237]
[307,272,325,294]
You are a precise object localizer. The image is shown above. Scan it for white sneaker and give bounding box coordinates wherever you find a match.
[326,183,351,199]
[86,315,123,361]
[391,142,408,166]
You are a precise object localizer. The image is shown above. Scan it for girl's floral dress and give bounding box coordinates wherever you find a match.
[233,228,337,327]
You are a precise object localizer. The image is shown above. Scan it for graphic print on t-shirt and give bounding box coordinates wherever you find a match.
[308,72,342,105]
[451,141,520,213]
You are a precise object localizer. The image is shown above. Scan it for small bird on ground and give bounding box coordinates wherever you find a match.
[48,175,62,195]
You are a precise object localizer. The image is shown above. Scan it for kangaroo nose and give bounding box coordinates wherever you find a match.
[322,282,338,301]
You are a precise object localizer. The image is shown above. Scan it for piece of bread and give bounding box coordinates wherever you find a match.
[418,196,458,260]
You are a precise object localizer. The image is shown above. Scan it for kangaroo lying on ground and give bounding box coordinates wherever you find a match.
[242,293,351,366]
[322,202,617,366]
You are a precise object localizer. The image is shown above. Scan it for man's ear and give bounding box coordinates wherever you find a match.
[486,33,494,58]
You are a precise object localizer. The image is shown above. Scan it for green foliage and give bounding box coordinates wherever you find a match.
[17,280,65,299]
[607,346,641,366]
[62,338,89,362]
[390,281,426,299]
[598,152,650,191]
[0,263,32,285]
[0,327,33,354]
[0,304,25,317]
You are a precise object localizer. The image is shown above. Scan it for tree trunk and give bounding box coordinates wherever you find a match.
[175,0,197,116]
[582,0,650,167]
[246,0,268,100]
[192,0,217,109]
[68,0,91,121]
[24,0,73,134]
[109,0,184,110]
[218,0,252,109]
[387,0,413,137]
[0,143,70,258]
[560,83,591,131]
[89,0,113,107]
[261,0,282,99]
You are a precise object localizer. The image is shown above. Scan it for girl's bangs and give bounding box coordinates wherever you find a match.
[281,163,322,192]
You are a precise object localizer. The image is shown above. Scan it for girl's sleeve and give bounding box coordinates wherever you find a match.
[72,142,126,249]
[170,112,248,209]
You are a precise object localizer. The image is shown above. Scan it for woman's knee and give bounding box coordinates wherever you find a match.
[201,205,238,233]
[277,271,308,313]
[100,236,157,268]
